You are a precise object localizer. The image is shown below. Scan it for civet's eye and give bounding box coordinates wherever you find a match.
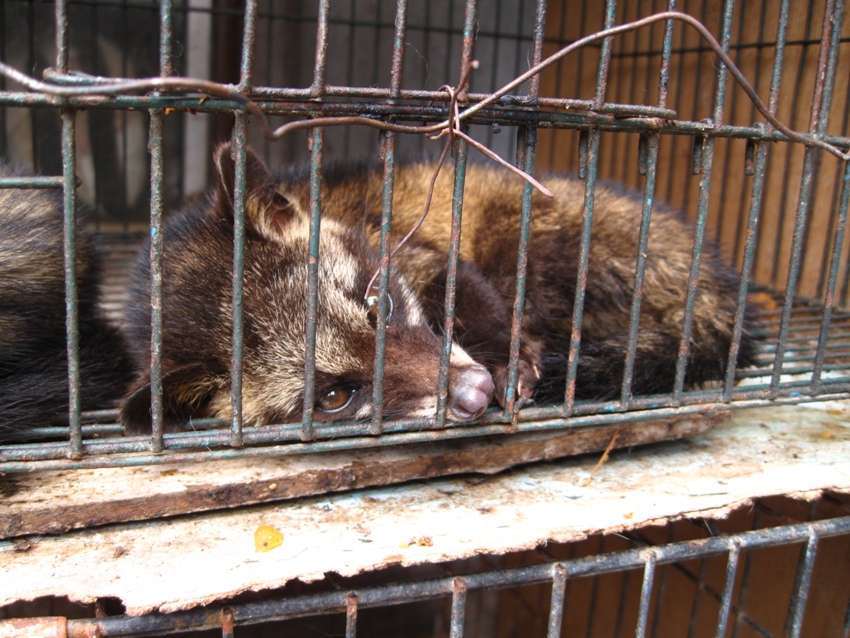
[365,294,394,328]
[316,383,359,413]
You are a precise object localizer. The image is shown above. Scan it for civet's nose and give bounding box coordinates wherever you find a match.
[448,365,495,422]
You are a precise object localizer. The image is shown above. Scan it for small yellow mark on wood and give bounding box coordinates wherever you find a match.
[254,524,284,552]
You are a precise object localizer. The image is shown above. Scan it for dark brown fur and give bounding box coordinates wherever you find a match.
[0,163,133,441]
[121,146,758,432]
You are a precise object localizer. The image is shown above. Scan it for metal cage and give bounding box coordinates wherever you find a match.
[0,1,849,471]
[3,495,849,637]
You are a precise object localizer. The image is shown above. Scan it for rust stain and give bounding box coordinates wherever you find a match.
[401,536,433,548]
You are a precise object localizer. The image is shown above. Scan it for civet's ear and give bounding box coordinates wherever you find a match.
[212,142,303,243]
[120,363,217,435]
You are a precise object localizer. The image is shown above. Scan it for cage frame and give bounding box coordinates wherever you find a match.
[0,0,848,473]
[2,512,842,637]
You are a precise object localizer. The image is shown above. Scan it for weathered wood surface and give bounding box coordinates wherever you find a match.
[0,410,723,538]
[0,403,847,615]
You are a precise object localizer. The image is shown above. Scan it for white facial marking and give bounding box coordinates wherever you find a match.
[450,342,477,368]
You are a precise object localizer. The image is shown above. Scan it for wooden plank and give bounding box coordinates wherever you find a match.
[0,410,725,539]
[0,404,848,616]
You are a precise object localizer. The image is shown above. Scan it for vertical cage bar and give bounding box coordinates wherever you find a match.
[220,609,234,638]
[593,0,617,109]
[435,137,469,427]
[731,507,760,638]
[301,127,324,441]
[229,116,248,446]
[146,0,174,452]
[55,0,82,457]
[159,0,173,76]
[622,0,676,405]
[634,552,657,638]
[239,0,257,91]
[310,0,330,97]
[715,543,740,638]
[813,161,850,389]
[449,578,467,638]
[435,0,476,427]
[563,127,600,415]
[657,0,676,110]
[371,0,407,435]
[771,0,844,395]
[786,532,819,638]
[546,564,568,638]
[61,112,80,457]
[620,133,659,407]
[345,594,358,638]
[724,0,790,400]
[761,3,817,286]
[563,0,617,417]
[148,114,165,451]
[563,0,614,414]
[815,75,850,299]
[714,3,749,243]
[371,134,395,435]
[672,0,735,401]
[229,0,258,446]
[732,0,772,265]
[503,0,546,416]
[300,0,330,440]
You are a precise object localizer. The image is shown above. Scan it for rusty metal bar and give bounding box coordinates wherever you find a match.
[300,0,330,441]
[229,116,248,447]
[620,132,659,407]
[146,0,173,453]
[786,531,819,638]
[147,113,165,452]
[449,578,467,638]
[220,609,234,638]
[715,543,740,637]
[300,127,324,441]
[310,0,330,97]
[546,564,567,638]
[345,594,358,638]
[672,0,735,401]
[723,0,790,400]
[562,0,614,414]
[54,0,83,460]
[0,176,65,188]
[563,126,600,415]
[503,0,546,416]
[593,0,617,109]
[229,0,258,447]
[771,0,845,395]
[762,2,817,285]
[635,552,657,638]
[435,0,476,427]
[812,160,850,390]
[371,0,407,435]
[657,0,676,109]
[6,380,850,472]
